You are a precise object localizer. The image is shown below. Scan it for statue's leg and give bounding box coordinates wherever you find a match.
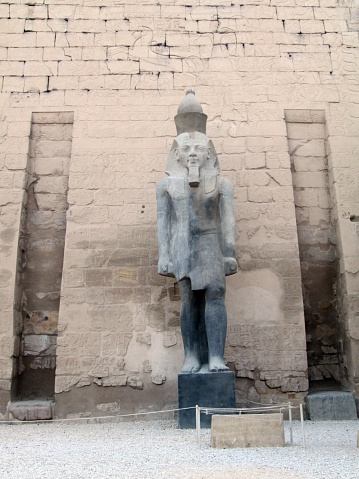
[205,283,229,372]
[179,279,202,373]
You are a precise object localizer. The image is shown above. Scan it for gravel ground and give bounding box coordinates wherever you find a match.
[0,418,358,479]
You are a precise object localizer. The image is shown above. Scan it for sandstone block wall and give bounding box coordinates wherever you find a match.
[0,0,358,418]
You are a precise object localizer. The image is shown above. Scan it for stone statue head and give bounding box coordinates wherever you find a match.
[166,131,219,177]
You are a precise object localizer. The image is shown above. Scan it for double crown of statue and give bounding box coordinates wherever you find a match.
[166,90,219,189]
[174,89,207,135]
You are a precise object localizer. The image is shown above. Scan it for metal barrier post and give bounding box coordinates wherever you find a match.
[196,405,201,448]
[300,403,306,448]
[289,404,293,444]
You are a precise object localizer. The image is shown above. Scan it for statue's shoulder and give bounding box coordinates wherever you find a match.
[156,177,170,196]
[218,176,234,196]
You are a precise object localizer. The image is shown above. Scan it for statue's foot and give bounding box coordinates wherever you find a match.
[181,355,201,374]
[209,357,229,372]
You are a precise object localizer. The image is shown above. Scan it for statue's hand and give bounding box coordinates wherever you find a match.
[158,258,174,277]
[224,257,238,276]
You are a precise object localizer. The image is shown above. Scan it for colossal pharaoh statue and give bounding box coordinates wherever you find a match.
[157,90,238,374]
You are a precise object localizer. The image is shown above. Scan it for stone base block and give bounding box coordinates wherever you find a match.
[211,413,285,448]
[8,400,54,421]
[306,391,358,420]
[178,370,235,429]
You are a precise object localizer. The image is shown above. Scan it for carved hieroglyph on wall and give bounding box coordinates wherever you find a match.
[225,269,307,390]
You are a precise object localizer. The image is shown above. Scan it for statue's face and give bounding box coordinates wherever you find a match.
[176,137,210,171]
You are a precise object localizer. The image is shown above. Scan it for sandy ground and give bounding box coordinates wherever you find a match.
[0,418,358,479]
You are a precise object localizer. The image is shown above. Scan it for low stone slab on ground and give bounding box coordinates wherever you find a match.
[8,400,54,421]
[211,413,285,448]
[306,391,357,420]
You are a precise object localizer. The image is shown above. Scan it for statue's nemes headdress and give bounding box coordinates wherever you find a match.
[166,90,219,187]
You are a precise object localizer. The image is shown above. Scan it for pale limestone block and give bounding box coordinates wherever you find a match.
[5,154,27,170]
[105,19,132,32]
[211,414,284,448]
[24,19,57,33]
[248,186,272,203]
[114,30,142,47]
[277,6,314,19]
[0,61,24,76]
[67,20,106,33]
[131,73,158,91]
[300,19,325,33]
[0,137,29,155]
[0,19,25,34]
[94,33,116,47]
[49,76,79,90]
[24,76,48,93]
[81,47,106,60]
[0,5,9,17]
[63,269,85,288]
[8,47,43,61]
[34,140,72,160]
[293,172,327,188]
[100,60,139,75]
[217,5,242,18]
[342,32,359,47]
[65,33,95,47]
[2,76,24,92]
[287,122,325,140]
[59,47,81,61]
[241,5,276,18]
[0,172,14,189]
[98,75,129,91]
[124,4,161,18]
[59,60,99,76]
[0,358,13,380]
[292,53,332,72]
[107,46,128,60]
[36,32,55,47]
[99,6,125,20]
[190,33,215,46]
[0,32,36,48]
[74,6,100,20]
[36,91,62,108]
[309,207,330,226]
[294,189,319,207]
[314,7,343,20]
[54,32,69,47]
[47,5,75,19]
[196,20,219,33]
[7,121,30,137]
[186,6,217,21]
[267,170,293,186]
[272,186,296,203]
[24,61,57,76]
[254,43,280,56]
[0,189,23,206]
[10,4,47,19]
[158,72,174,90]
[160,5,186,19]
[246,171,270,187]
[78,76,104,90]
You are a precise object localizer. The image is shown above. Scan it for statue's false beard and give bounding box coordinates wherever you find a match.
[188,165,200,187]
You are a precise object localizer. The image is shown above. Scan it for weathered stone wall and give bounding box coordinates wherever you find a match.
[0,0,358,418]
[286,111,340,385]
[15,112,73,399]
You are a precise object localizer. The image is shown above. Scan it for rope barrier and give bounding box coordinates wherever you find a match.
[0,406,196,426]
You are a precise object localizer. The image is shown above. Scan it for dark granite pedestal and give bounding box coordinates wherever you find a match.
[178,369,235,429]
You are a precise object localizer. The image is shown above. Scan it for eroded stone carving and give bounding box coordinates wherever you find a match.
[157,90,237,373]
